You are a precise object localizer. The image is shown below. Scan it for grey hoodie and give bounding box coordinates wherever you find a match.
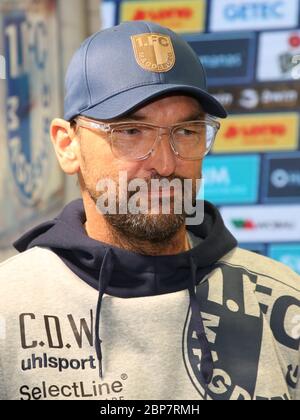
[0,199,299,400]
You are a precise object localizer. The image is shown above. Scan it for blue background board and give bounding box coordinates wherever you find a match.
[239,243,267,256]
[269,244,300,274]
[183,32,256,87]
[202,155,260,204]
[262,152,300,204]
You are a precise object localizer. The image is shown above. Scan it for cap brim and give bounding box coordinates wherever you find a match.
[79,84,227,121]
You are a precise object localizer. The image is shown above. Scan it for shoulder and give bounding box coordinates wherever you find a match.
[0,247,63,269]
[0,247,68,289]
[221,247,300,294]
[221,248,300,373]
[0,247,81,318]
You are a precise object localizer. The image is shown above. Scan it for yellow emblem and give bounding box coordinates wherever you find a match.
[131,33,175,73]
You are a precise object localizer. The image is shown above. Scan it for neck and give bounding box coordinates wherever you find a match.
[82,190,190,256]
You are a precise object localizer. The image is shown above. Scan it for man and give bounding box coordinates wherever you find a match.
[0,21,299,401]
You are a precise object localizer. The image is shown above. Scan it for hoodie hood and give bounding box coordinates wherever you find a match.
[14,199,237,385]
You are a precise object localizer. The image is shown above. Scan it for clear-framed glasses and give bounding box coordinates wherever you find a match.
[74,115,220,162]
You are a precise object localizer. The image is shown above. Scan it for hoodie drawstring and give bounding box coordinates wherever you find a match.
[188,255,214,385]
[95,247,114,380]
[95,248,213,385]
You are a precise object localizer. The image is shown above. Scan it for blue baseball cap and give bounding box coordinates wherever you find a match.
[64,21,227,121]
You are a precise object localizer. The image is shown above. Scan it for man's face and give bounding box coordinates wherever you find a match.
[77,94,205,243]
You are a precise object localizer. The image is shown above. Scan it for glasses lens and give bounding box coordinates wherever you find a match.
[111,124,157,160]
[173,122,217,160]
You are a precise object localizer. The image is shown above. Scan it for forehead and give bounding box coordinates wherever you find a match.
[115,94,205,122]
[135,94,202,112]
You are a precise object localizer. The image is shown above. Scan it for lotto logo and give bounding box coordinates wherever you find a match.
[121,0,206,33]
[213,113,299,153]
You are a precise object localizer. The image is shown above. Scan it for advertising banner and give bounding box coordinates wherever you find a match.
[262,153,300,203]
[184,33,256,87]
[257,31,300,82]
[120,0,206,33]
[211,83,300,113]
[0,0,64,252]
[203,155,260,205]
[209,0,299,32]
[221,205,300,243]
[212,113,299,154]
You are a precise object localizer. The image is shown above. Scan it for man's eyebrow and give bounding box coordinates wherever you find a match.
[119,111,205,122]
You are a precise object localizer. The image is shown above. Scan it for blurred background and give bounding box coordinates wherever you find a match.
[0,0,299,273]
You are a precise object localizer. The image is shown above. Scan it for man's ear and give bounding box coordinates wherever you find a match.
[50,118,80,175]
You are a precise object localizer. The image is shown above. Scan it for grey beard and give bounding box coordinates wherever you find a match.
[84,174,196,243]
[104,212,186,243]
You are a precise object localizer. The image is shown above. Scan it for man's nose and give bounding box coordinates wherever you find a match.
[148,130,177,176]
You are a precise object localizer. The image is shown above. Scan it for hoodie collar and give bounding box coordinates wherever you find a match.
[14,199,237,298]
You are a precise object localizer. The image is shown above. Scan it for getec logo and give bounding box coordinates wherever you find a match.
[210,0,299,32]
[221,205,300,242]
[213,113,299,154]
[186,33,256,86]
[262,153,300,203]
[258,31,300,82]
[120,0,206,33]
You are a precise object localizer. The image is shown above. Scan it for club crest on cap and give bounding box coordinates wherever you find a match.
[131,33,175,73]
